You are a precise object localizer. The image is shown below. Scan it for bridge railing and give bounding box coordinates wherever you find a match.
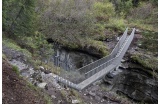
[114,28,135,64]
[84,57,116,78]
[53,28,135,90]
[77,28,128,74]
[110,28,128,58]
[84,28,135,78]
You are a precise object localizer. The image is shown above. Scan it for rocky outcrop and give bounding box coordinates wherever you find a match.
[104,68,158,104]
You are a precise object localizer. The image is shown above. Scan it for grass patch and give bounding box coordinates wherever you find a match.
[12,65,20,75]
[128,20,156,32]
[86,38,109,56]
[2,38,32,58]
[51,35,109,57]
[130,53,158,78]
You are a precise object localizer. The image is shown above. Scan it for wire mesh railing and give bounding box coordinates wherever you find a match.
[76,28,135,89]
[53,29,135,90]
[77,28,128,74]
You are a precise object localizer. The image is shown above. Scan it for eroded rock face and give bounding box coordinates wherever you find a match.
[110,70,158,104]
[52,49,98,70]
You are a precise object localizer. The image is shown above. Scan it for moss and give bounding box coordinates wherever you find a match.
[131,53,157,70]
[130,53,158,78]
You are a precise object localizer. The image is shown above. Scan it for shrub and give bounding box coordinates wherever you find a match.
[128,3,153,19]
[93,1,115,22]
[114,0,133,17]
[106,18,126,32]
[40,0,95,39]
[34,32,54,63]
[127,2,157,31]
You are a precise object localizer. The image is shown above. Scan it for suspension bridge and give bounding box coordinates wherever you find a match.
[54,28,135,90]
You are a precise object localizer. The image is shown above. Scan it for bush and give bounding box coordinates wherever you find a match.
[127,2,157,31]
[106,18,126,32]
[40,0,95,38]
[128,3,153,19]
[93,1,115,22]
[34,32,54,63]
[113,0,133,17]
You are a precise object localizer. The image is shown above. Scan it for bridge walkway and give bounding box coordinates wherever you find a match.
[54,28,135,90]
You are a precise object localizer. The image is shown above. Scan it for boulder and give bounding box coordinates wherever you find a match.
[106,73,114,78]
[72,99,80,104]
[37,82,47,89]
[88,91,96,97]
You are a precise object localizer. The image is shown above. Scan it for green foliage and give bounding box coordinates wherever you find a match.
[140,31,158,52]
[3,0,37,37]
[127,2,153,20]
[34,32,54,62]
[40,0,95,38]
[38,0,111,57]
[93,1,115,21]
[115,0,133,17]
[127,2,157,32]
[18,36,38,53]
[12,65,20,75]
[106,18,126,32]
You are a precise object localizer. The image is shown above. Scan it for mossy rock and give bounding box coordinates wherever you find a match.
[130,53,158,78]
